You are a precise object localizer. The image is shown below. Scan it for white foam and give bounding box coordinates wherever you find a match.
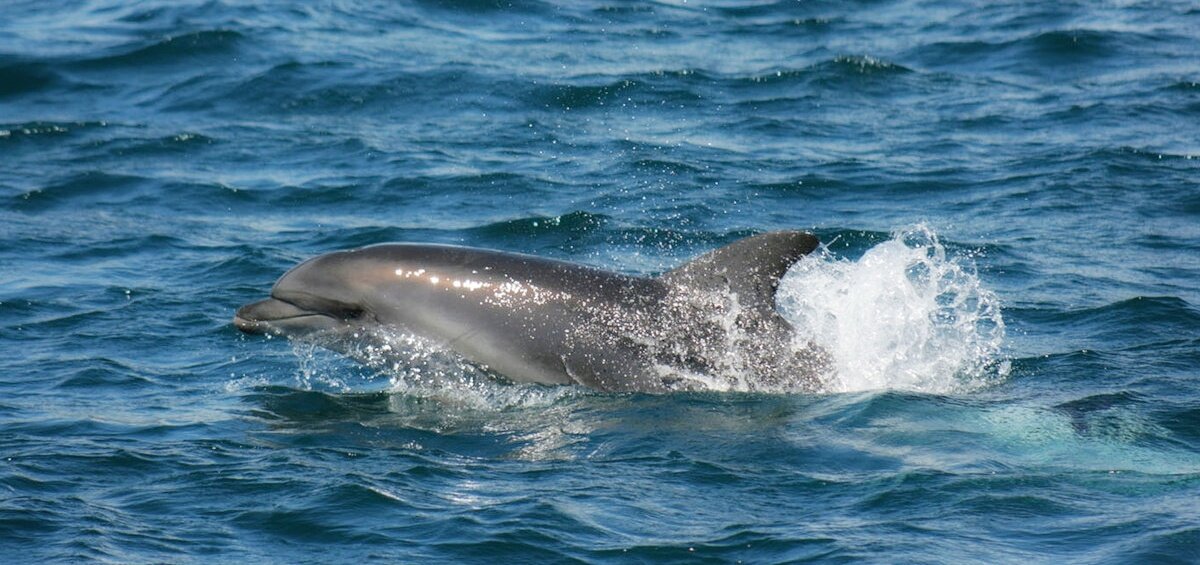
[777,225,1007,394]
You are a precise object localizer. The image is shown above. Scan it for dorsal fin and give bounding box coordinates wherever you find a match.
[660,231,819,313]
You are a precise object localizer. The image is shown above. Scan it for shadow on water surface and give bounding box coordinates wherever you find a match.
[241,384,827,460]
[231,376,1200,496]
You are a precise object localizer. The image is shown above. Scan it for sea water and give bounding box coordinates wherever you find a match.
[2,1,1199,563]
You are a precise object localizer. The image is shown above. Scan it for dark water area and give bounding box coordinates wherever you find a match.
[2,1,1199,562]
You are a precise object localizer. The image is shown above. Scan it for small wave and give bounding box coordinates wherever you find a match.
[59,133,219,164]
[55,364,155,389]
[951,113,1017,130]
[211,62,501,115]
[1158,403,1200,448]
[8,171,152,211]
[73,30,244,69]
[745,176,852,197]
[380,171,561,209]
[737,56,912,91]
[0,120,109,145]
[469,210,609,239]
[413,0,552,14]
[1104,146,1200,163]
[120,133,217,155]
[303,227,434,251]
[1177,193,1200,215]
[741,68,808,85]
[218,180,361,210]
[537,79,643,109]
[778,225,1007,394]
[1025,29,1119,60]
[1018,296,1196,324]
[1115,528,1200,563]
[1165,80,1200,92]
[710,0,833,20]
[631,158,707,175]
[828,55,912,75]
[1014,296,1199,351]
[528,76,703,111]
[0,60,61,98]
[723,17,837,36]
[591,4,653,15]
[911,28,1144,77]
[196,247,289,281]
[50,233,183,261]
[115,6,171,24]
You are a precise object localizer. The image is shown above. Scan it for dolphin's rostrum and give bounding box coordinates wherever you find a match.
[235,231,827,392]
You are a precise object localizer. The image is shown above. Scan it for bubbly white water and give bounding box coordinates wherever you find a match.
[777,225,1007,394]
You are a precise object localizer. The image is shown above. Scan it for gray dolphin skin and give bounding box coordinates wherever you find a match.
[234,231,826,392]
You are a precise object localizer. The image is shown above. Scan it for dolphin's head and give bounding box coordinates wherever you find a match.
[234,250,379,339]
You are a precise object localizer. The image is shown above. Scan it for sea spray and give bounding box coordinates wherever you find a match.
[778,225,1006,394]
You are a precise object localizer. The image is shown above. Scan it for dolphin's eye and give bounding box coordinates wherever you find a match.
[322,302,366,321]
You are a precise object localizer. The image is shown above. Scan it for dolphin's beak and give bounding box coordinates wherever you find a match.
[234,297,337,335]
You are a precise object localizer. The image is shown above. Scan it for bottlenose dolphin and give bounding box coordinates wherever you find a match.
[234,231,826,392]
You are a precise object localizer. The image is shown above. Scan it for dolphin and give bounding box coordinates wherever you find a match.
[234,231,826,392]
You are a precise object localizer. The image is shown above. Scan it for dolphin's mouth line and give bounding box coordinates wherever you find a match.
[235,311,329,323]
[233,314,334,336]
[262,294,322,320]
[234,295,339,334]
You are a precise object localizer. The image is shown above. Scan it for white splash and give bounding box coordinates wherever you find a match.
[777,225,1007,394]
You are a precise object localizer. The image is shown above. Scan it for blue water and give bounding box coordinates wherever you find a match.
[3,0,1199,562]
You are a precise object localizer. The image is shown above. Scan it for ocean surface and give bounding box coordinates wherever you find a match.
[2,0,1199,562]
